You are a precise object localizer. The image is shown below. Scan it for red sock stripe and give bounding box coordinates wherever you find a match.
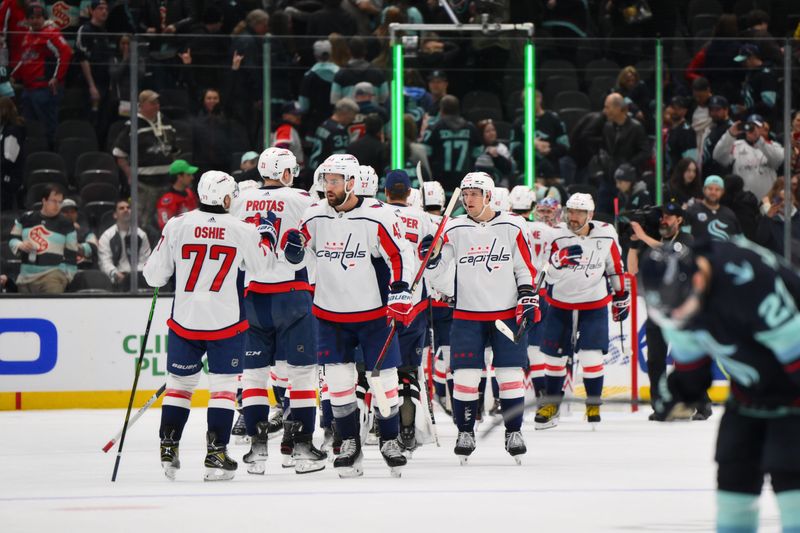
[385,387,398,399]
[583,364,604,373]
[434,370,447,379]
[242,388,269,399]
[210,391,236,401]
[454,384,479,394]
[544,364,565,372]
[330,386,356,398]
[165,389,192,400]
[530,364,546,371]
[499,381,524,391]
[290,390,317,400]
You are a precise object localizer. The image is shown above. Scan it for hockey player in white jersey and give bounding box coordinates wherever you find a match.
[421,172,539,464]
[281,153,416,477]
[383,170,436,451]
[143,171,278,481]
[535,192,628,429]
[356,165,379,198]
[228,147,327,475]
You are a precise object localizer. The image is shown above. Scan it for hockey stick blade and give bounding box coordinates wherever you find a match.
[370,372,392,418]
[102,383,166,453]
[494,319,516,342]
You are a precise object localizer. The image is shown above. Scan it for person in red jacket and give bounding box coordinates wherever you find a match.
[0,0,27,68]
[156,159,199,229]
[11,3,72,146]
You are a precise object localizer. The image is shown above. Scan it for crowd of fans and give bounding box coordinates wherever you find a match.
[2,0,800,293]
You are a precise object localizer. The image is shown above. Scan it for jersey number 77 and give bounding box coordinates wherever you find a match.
[182,244,237,292]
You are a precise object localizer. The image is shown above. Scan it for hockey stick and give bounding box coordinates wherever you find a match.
[371,188,461,417]
[111,287,159,482]
[423,300,440,446]
[102,383,166,453]
[495,263,549,344]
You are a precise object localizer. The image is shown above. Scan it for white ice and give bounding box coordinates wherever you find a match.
[0,406,782,533]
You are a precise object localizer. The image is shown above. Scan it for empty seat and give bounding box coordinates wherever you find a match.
[584,59,620,81]
[493,120,512,143]
[55,120,97,147]
[464,106,504,124]
[691,13,719,36]
[539,59,578,79]
[24,152,68,188]
[23,136,49,156]
[553,90,591,112]
[558,108,591,136]
[688,0,722,20]
[67,269,113,293]
[462,91,503,114]
[76,152,120,190]
[26,120,47,139]
[58,137,96,183]
[543,76,579,108]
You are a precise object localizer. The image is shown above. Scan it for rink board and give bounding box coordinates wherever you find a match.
[0,296,726,409]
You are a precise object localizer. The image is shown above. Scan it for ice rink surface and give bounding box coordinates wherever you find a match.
[0,406,782,533]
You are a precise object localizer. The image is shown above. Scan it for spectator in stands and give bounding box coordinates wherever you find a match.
[352,82,389,133]
[183,6,228,105]
[477,119,512,184]
[344,0,380,36]
[721,174,760,241]
[665,157,702,208]
[414,33,460,76]
[684,175,741,241]
[347,113,387,179]
[109,34,145,122]
[0,0,26,68]
[98,199,150,291]
[712,114,784,201]
[8,184,77,293]
[423,94,482,191]
[269,9,301,108]
[690,77,712,155]
[304,97,357,172]
[425,69,449,117]
[0,273,16,292]
[60,199,97,269]
[329,33,351,67]
[614,66,649,124]
[0,96,24,210]
[112,90,178,230]
[733,44,778,124]
[741,9,782,67]
[191,87,248,176]
[235,151,261,183]
[614,163,651,213]
[298,39,338,135]
[272,102,305,168]
[137,0,196,35]
[756,175,800,257]
[702,95,733,178]
[75,0,113,136]
[789,111,800,176]
[665,96,697,173]
[230,9,269,133]
[306,0,357,38]
[11,3,72,147]
[330,36,388,104]
[702,14,742,105]
[156,159,198,230]
[240,151,258,172]
[402,114,431,183]
[524,89,569,182]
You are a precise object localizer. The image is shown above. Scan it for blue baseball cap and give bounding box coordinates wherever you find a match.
[385,169,411,192]
[704,175,725,189]
[734,44,760,62]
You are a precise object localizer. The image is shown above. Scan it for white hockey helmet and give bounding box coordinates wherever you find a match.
[407,187,423,210]
[318,153,360,186]
[354,165,379,197]
[565,192,595,212]
[460,172,495,197]
[491,187,511,211]
[197,170,238,207]
[510,185,535,211]
[258,147,298,186]
[237,179,261,192]
[422,181,445,208]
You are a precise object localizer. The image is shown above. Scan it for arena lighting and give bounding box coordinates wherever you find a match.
[524,42,535,188]
[655,39,663,206]
[388,22,535,173]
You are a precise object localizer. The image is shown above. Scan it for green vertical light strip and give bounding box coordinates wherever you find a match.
[655,39,663,206]
[391,43,405,169]
[524,42,535,188]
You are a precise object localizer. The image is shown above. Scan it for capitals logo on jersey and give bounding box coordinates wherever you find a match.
[316,234,367,269]
[459,238,511,271]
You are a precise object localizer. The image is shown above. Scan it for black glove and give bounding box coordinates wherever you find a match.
[418,234,441,268]
[283,228,306,264]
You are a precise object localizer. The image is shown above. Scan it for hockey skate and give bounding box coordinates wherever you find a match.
[535,403,560,430]
[268,407,284,434]
[333,437,364,478]
[380,439,408,478]
[204,432,238,481]
[398,398,417,454]
[585,404,601,427]
[454,431,476,465]
[692,403,712,421]
[320,426,334,456]
[365,418,380,446]
[292,434,327,474]
[242,421,268,475]
[232,411,249,445]
[280,421,296,468]
[504,431,526,465]
[489,398,502,417]
[160,430,180,481]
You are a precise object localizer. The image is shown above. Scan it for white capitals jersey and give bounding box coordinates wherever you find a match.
[385,202,436,320]
[298,197,415,323]
[546,221,625,310]
[230,185,314,294]
[430,211,536,321]
[144,209,275,339]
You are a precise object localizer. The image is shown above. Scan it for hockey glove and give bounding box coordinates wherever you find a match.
[282,228,306,264]
[550,244,583,269]
[515,286,541,327]
[612,291,630,322]
[256,212,278,250]
[418,234,442,268]
[387,282,414,326]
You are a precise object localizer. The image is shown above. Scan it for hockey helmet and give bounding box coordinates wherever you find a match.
[197,171,238,207]
[407,187,423,210]
[258,147,298,186]
[491,187,511,211]
[422,181,446,208]
[565,192,595,212]
[640,241,699,328]
[460,172,494,197]
[318,153,360,186]
[510,185,535,211]
[354,165,379,197]
[535,195,562,225]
